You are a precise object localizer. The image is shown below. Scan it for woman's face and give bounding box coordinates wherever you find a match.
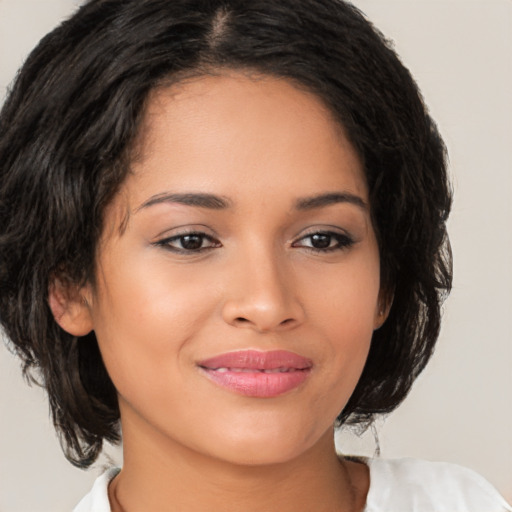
[84,72,383,465]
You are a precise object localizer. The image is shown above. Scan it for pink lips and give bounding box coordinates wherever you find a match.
[197,350,313,398]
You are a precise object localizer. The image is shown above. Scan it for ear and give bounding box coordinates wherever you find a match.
[373,289,394,330]
[48,277,94,336]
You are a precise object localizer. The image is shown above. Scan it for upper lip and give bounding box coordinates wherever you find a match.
[198,350,313,371]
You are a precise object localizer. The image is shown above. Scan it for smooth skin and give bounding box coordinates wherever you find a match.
[51,72,388,512]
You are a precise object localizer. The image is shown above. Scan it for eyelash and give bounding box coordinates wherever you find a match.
[155,231,221,254]
[155,230,355,254]
[292,231,355,253]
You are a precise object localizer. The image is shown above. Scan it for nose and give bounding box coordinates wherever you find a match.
[221,248,305,333]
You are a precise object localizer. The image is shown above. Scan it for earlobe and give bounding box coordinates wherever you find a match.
[373,308,387,330]
[373,292,393,330]
[48,278,94,336]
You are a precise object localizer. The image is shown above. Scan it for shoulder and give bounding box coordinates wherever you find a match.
[73,467,120,512]
[364,457,511,512]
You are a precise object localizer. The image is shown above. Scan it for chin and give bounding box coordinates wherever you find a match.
[205,417,330,467]
[215,443,307,467]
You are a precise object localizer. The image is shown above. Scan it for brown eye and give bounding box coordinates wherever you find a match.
[292,231,355,252]
[156,232,221,253]
[180,234,205,250]
[310,233,332,249]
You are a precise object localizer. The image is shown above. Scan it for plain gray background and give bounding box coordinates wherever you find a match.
[1,1,511,510]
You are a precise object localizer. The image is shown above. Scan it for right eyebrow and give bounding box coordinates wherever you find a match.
[294,191,367,211]
[135,192,233,212]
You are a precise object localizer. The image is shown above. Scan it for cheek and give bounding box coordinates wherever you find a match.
[303,248,380,390]
[89,252,218,396]
[94,243,218,332]
[304,246,381,333]
[307,308,374,426]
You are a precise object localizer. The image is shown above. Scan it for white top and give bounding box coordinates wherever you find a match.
[73,458,512,512]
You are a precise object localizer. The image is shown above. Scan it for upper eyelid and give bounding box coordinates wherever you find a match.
[158,231,220,244]
[154,227,355,241]
[294,232,354,243]
[292,226,354,241]
[154,224,219,240]
[153,223,358,243]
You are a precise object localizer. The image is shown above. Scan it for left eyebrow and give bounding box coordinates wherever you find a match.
[294,192,367,211]
[136,192,233,212]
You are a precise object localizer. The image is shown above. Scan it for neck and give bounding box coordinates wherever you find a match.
[109,417,365,512]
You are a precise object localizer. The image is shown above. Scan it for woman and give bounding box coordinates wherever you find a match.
[0,0,509,510]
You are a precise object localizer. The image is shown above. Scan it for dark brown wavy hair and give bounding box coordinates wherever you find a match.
[0,0,452,468]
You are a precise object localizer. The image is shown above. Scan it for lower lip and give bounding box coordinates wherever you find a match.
[200,368,311,398]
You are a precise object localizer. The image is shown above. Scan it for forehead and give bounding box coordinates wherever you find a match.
[116,72,367,215]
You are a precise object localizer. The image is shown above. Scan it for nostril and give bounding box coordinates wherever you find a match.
[235,317,249,323]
